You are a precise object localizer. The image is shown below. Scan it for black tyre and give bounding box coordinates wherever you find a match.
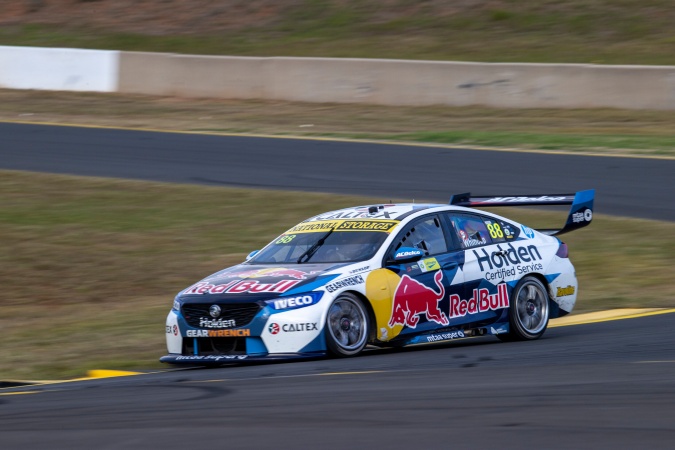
[498,277,550,341]
[325,293,369,357]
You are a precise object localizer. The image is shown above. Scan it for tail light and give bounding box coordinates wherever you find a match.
[556,242,569,258]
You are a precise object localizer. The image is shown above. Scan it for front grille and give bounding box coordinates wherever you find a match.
[183,337,247,356]
[181,303,261,328]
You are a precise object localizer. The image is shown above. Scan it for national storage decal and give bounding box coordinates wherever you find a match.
[285,219,399,234]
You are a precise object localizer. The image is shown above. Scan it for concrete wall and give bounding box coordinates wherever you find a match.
[118,52,266,99]
[3,46,675,110]
[0,46,119,92]
[118,52,675,110]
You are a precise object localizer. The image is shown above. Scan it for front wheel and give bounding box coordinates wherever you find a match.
[325,293,369,357]
[499,277,550,341]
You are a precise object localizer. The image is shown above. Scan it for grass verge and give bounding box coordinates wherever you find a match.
[2,1,675,65]
[1,170,674,380]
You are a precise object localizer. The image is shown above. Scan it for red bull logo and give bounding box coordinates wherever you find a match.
[218,267,315,280]
[183,279,300,295]
[449,284,509,318]
[388,271,448,328]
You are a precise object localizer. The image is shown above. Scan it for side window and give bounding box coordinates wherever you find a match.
[450,214,492,249]
[391,215,448,257]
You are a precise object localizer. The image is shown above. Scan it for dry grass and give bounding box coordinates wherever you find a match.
[1,170,674,380]
[1,1,675,64]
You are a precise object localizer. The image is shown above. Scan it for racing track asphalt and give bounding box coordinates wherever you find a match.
[2,122,675,448]
[1,122,674,221]
[1,312,675,449]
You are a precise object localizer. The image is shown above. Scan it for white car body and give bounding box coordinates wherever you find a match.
[162,191,593,364]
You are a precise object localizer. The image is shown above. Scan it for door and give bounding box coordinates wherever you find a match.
[383,214,465,337]
[444,213,515,325]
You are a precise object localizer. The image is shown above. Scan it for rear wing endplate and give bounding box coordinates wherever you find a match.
[449,190,595,236]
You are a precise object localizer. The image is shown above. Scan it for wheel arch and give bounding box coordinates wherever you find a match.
[521,272,563,319]
[340,289,378,343]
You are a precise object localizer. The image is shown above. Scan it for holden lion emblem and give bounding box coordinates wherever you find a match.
[209,304,221,318]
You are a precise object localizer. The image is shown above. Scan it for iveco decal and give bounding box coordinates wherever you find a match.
[267,292,323,311]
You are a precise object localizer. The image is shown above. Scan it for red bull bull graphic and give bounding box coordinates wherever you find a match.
[388,271,449,328]
[449,284,509,318]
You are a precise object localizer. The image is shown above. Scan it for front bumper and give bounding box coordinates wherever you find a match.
[162,300,327,364]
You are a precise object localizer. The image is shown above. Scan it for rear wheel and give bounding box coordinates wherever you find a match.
[325,293,369,356]
[499,277,550,341]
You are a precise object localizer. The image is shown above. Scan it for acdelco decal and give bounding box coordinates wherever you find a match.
[184,279,300,295]
[186,329,251,337]
[324,275,364,293]
[449,284,509,318]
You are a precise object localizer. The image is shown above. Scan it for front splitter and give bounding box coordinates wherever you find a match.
[160,352,325,365]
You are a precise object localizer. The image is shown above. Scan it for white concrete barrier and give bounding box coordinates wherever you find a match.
[0,46,119,92]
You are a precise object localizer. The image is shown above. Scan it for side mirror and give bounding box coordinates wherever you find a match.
[388,247,424,264]
[246,250,260,261]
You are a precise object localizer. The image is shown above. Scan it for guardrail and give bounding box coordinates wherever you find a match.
[2,46,674,110]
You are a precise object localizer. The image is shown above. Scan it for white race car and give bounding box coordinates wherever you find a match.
[161,190,594,364]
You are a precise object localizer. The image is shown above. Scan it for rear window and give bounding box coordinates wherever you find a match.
[449,214,520,248]
[450,215,492,248]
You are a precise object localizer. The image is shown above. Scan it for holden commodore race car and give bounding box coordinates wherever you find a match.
[161,190,594,364]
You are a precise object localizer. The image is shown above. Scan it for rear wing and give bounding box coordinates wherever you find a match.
[449,190,595,236]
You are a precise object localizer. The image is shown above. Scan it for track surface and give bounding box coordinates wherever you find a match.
[2,314,675,449]
[2,122,674,221]
[2,123,674,448]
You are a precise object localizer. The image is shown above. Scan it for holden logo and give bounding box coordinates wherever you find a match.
[268,323,280,335]
[209,305,221,318]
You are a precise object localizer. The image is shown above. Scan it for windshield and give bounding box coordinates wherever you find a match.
[250,231,388,264]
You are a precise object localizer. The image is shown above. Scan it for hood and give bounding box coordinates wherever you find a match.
[178,263,346,301]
